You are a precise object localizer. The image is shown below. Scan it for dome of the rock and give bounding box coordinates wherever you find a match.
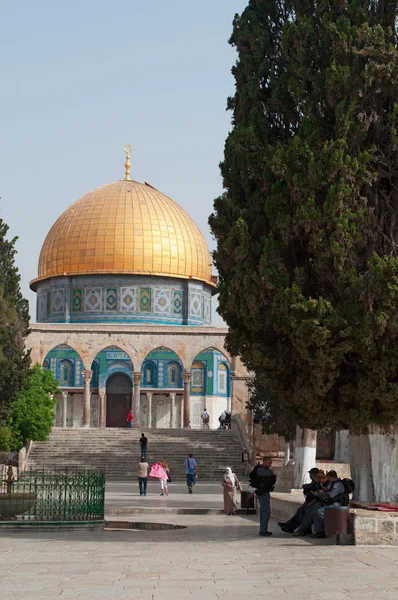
[31,149,216,326]
[31,179,214,289]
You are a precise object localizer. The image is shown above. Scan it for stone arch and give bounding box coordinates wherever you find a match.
[187,345,231,370]
[42,344,84,388]
[87,341,135,370]
[137,345,185,373]
[141,347,183,389]
[42,342,83,366]
[92,345,134,390]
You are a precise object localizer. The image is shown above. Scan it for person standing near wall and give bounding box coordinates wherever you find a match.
[126,410,134,428]
[201,408,210,429]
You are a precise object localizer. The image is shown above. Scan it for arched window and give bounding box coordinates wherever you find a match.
[191,361,205,393]
[143,362,155,386]
[90,361,99,388]
[59,360,73,386]
[167,362,180,387]
[218,363,228,395]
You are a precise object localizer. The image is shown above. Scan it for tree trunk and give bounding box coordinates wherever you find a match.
[284,440,291,465]
[334,429,350,463]
[349,424,398,502]
[293,427,317,488]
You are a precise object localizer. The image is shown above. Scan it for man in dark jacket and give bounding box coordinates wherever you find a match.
[139,433,148,458]
[250,456,277,537]
[278,467,320,533]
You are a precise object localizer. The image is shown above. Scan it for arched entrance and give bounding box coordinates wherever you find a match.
[106,373,132,427]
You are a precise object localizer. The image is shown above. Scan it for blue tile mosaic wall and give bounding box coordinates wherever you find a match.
[42,345,230,396]
[36,275,213,325]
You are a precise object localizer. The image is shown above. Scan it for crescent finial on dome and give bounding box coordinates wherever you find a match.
[124,145,132,180]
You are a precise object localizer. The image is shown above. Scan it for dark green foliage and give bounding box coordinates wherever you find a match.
[247,378,296,440]
[210,0,398,430]
[7,364,58,451]
[0,220,30,422]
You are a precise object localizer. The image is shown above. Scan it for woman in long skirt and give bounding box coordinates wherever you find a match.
[222,467,241,515]
[160,460,170,496]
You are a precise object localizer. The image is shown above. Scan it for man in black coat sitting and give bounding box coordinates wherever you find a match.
[278,467,320,533]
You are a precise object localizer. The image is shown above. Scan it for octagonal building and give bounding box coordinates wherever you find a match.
[27,149,249,430]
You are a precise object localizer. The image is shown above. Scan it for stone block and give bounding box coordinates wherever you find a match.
[379,520,395,533]
[354,518,377,533]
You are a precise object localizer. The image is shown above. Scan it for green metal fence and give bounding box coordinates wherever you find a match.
[0,468,105,523]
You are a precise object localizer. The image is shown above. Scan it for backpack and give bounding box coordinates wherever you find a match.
[249,466,276,495]
[341,478,355,505]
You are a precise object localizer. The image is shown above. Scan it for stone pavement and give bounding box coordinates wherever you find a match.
[2,515,398,600]
[1,480,398,599]
[105,481,228,512]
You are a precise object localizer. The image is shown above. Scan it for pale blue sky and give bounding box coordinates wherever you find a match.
[1,0,247,325]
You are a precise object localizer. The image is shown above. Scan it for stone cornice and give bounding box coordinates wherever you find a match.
[29,323,229,336]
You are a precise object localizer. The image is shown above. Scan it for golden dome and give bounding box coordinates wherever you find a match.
[31,179,215,290]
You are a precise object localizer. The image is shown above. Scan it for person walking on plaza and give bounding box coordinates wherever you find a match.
[249,456,277,537]
[137,456,149,496]
[160,460,170,496]
[241,448,250,476]
[184,454,198,494]
[222,467,242,515]
[139,433,148,457]
[201,408,210,429]
[126,410,134,428]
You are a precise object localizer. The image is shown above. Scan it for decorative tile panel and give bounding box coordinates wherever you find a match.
[120,286,138,312]
[75,359,82,386]
[172,291,183,314]
[158,361,164,387]
[38,293,47,320]
[84,287,102,312]
[189,291,202,318]
[105,288,117,311]
[50,358,57,377]
[46,292,51,316]
[51,289,65,315]
[203,295,211,323]
[72,289,82,312]
[139,288,151,313]
[154,289,171,314]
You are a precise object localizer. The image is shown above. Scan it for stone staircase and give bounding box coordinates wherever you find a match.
[26,429,245,481]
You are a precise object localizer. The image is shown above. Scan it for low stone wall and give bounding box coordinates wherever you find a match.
[253,426,285,457]
[352,510,398,545]
[271,492,398,545]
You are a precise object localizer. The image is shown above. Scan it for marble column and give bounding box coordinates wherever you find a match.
[62,391,68,428]
[170,392,176,429]
[50,393,57,426]
[146,392,153,428]
[132,372,143,428]
[99,389,106,428]
[180,396,184,428]
[182,372,192,428]
[82,370,92,428]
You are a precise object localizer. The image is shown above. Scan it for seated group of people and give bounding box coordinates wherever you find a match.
[278,468,351,539]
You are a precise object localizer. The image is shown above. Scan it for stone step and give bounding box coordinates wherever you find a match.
[27,428,245,480]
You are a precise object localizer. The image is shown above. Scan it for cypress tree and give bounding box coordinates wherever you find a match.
[210,0,398,501]
[0,220,30,423]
